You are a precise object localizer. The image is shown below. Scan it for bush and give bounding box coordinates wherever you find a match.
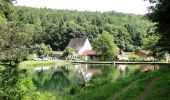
[26,54,35,61]
[128,54,140,61]
[33,44,52,57]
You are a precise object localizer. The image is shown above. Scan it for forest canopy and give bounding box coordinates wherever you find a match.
[146,0,170,52]
[11,6,154,51]
[0,0,155,64]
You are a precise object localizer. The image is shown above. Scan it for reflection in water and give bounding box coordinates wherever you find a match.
[117,65,127,71]
[33,64,160,93]
[77,64,101,82]
[33,67,71,92]
[0,68,36,99]
[139,65,159,72]
[116,64,127,79]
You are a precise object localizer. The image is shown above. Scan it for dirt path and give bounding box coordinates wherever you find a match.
[138,78,158,100]
[109,76,158,100]
[109,79,141,100]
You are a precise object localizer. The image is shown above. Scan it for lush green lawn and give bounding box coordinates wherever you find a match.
[18,60,57,69]
[0,64,5,70]
[63,72,151,100]
[18,60,71,69]
[115,66,170,100]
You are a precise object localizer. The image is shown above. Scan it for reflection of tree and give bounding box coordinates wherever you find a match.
[89,65,117,84]
[33,70,53,87]
[71,70,85,84]
[109,66,120,82]
[33,68,71,92]
[0,67,35,99]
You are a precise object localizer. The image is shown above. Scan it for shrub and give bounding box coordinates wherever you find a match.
[26,54,35,61]
[128,54,140,61]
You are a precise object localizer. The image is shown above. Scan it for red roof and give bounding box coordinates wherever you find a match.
[81,50,97,56]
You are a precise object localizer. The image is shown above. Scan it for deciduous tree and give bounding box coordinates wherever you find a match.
[93,31,118,60]
[146,0,170,51]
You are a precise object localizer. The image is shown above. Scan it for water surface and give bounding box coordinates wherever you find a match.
[32,64,160,93]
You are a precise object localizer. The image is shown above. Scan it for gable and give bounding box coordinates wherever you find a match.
[67,38,87,50]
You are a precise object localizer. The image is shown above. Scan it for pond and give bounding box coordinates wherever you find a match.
[32,64,160,94]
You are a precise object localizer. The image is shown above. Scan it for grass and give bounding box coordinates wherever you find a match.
[0,64,5,70]
[63,66,170,100]
[145,67,170,100]
[64,72,150,100]
[18,60,71,70]
[116,71,159,100]
[115,66,170,100]
[18,60,57,69]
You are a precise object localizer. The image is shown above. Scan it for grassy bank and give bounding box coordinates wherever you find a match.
[116,66,170,100]
[63,65,170,100]
[18,60,71,69]
[18,60,57,69]
[0,64,5,70]
[63,72,152,100]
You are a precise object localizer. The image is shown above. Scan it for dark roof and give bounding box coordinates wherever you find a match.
[67,38,87,50]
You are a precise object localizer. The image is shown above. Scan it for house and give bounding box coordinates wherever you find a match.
[117,50,129,61]
[67,37,97,60]
[80,50,99,60]
[135,50,154,61]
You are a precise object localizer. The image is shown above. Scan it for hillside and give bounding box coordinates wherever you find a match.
[2,6,154,51]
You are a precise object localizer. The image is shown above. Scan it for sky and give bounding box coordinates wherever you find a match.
[16,0,150,15]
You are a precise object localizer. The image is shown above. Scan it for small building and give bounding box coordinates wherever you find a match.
[117,50,129,61]
[135,50,154,61]
[67,37,95,60]
[67,37,92,55]
[80,50,98,60]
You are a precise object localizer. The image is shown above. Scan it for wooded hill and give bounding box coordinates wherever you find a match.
[3,6,154,51]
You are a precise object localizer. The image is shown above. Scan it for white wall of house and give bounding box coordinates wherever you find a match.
[78,38,92,55]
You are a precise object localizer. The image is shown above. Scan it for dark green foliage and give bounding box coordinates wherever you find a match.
[0,67,36,99]
[33,43,52,57]
[128,54,140,61]
[146,0,170,51]
[13,6,153,51]
[93,31,118,60]
[62,47,74,58]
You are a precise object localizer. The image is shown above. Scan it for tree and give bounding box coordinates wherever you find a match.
[13,6,152,51]
[0,68,38,99]
[93,31,118,60]
[62,47,74,58]
[146,0,170,51]
[142,35,159,51]
[33,43,52,57]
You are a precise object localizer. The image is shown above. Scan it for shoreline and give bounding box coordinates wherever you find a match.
[72,61,170,65]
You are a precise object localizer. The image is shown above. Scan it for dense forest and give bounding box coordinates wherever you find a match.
[11,6,153,51]
[0,0,155,64]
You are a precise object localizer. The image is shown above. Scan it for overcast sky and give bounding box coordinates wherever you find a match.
[16,0,150,15]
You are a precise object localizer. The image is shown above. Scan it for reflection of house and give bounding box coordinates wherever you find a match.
[117,64,127,71]
[135,50,154,61]
[71,64,101,83]
[139,65,159,72]
[78,65,101,82]
[67,38,97,60]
